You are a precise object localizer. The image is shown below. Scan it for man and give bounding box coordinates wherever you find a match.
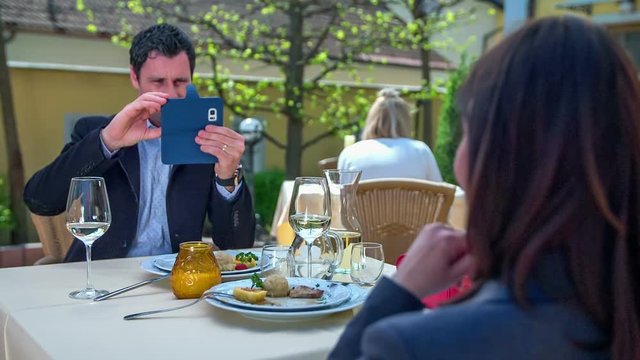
[24,24,255,261]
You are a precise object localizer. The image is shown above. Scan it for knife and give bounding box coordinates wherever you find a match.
[93,274,170,301]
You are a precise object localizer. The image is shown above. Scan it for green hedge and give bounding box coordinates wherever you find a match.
[253,169,285,231]
[0,176,14,231]
[435,55,470,185]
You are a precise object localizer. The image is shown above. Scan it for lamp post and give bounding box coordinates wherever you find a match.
[238,118,265,180]
[238,118,269,245]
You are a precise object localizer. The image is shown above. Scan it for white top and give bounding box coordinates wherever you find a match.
[338,138,443,181]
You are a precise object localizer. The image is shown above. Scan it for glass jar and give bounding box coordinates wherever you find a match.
[171,242,221,299]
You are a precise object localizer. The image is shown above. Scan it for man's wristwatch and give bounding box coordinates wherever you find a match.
[215,165,243,188]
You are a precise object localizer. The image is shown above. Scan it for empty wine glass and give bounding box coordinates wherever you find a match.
[65,177,111,299]
[350,242,385,286]
[288,177,331,278]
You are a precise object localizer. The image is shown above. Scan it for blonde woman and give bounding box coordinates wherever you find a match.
[337,89,443,181]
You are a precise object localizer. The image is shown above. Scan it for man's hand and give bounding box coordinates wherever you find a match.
[195,125,245,180]
[393,223,475,299]
[101,92,169,152]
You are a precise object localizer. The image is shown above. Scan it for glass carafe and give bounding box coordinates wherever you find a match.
[323,169,362,274]
[171,242,221,299]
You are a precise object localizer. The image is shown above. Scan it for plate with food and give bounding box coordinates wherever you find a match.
[207,274,351,312]
[206,283,368,322]
[153,250,260,274]
[140,249,261,281]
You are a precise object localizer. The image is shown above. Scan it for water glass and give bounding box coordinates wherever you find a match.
[350,242,385,286]
[260,245,294,277]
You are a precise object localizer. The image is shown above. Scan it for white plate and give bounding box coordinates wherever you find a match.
[139,250,260,282]
[209,278,351,312]
[206,284,368,322]
[153,250,261,275]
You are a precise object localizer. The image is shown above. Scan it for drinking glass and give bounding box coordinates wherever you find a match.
[288,177,331,278]
[65,177,111,299]
[259,245,294,277]
[323,169,362,274]
[350,242,385,286]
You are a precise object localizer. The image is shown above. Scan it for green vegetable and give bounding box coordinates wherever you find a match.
[235,252,258,263]
[250,273,264,289]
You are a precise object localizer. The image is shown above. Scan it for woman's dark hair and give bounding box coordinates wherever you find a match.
[129,23,196,78]
[458,16,640,358]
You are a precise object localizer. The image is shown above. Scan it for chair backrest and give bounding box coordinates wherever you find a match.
[355,178,456,264]
[30,212,74,264]
[318,157,338,173]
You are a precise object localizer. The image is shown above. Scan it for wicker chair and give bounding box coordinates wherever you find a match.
[30,212,74,264]
[355,178,456,264]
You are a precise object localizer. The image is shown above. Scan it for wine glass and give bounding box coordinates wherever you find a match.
[288,177,331,278]
[350,242,385,286]
[65,177,111,299]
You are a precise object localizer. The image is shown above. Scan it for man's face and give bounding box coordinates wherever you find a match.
[130,50,192,124]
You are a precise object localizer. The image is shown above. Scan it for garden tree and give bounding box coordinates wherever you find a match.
[79,0,405,178]
[382,0,474,145]
[0,4,25,244]
[435,54,469,184]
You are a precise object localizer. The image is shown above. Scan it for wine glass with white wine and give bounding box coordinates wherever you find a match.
[65,177,111,299]
[288,177,331,278]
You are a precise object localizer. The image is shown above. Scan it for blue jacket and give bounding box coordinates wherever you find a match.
[330,276,609,360]
[24,116,255,261]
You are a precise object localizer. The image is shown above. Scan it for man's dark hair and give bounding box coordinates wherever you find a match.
[129,23,196,78]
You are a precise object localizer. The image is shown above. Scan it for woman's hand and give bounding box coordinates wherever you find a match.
[393,223,475,299]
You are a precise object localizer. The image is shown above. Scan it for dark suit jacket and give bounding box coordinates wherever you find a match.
[330,277,610,360]
[24,116,256,261]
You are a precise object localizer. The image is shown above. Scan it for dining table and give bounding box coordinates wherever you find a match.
[0,251,396,360]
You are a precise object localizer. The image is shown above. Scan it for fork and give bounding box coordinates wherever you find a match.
[123,291,234,320]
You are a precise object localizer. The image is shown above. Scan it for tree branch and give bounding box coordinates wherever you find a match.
[302,120,360,150]
[303,6,339,62]
[303,4,337,17]
[263,131,287,149]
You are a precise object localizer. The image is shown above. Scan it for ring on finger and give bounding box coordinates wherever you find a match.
[222,144,229,153]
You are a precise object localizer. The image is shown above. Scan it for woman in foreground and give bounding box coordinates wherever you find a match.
[330,16,640,360]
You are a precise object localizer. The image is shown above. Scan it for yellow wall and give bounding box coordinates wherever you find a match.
[535,0,640,17]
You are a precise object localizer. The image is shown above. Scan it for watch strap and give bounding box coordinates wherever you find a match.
[215,167,243,187]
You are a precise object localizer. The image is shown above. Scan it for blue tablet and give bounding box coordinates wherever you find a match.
[161,84,223,164]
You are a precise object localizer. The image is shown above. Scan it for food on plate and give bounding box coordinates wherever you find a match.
[230,274,325,304]
[233,287,267,304]
[234,252,258,269]
[289,285,324,299]
[214,251,258,272]
[214,252,236,271]
[263,275,289,297]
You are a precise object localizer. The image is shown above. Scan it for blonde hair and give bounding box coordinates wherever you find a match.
[361,88,412,140]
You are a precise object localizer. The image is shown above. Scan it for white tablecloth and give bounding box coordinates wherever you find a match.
[0,255,395,360]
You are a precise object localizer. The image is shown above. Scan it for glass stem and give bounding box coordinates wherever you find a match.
[307,242,312,278]
[85,244,94,290]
